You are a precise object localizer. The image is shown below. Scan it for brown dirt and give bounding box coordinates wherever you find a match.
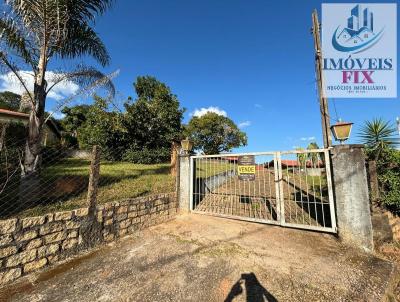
[0,214,396,302]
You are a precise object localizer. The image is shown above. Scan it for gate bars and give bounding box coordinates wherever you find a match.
[189,149,337,233]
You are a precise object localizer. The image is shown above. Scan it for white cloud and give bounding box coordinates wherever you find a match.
[238,121,251,128]
[191,106,227,117]
[254,103,263,108]
[300,136,316,141]
[0,71,79,101]
[49,111,66,120]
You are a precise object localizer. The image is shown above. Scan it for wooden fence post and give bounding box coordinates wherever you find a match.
[87,145,101,216]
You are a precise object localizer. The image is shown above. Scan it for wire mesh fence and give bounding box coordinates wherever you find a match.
[0,138,176,219]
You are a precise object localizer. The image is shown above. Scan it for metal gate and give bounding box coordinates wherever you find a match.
[190,149,337,233]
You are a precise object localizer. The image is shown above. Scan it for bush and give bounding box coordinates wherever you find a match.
[123,148,170,164]
[61,133,79,148]
[372,147,400,214]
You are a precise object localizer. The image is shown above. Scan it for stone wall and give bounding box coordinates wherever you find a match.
[0,193,177,285]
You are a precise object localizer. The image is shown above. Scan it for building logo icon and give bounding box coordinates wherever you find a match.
[332,4,384,53]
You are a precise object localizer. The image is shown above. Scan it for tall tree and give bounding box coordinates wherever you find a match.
[124,76,184,151]
[359,118,399,160]
[0,91,21,111]
[78,95,125,159]
[186,112,247,154]
[0,0,115,191]
[61,105,91,138]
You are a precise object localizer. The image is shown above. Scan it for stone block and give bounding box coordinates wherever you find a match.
[66,220,80,230]
[0,246,17,258]
[0,235,13,247]
[0,219,17,235]
[128,211,137,218]
[26,238,43,250]
[37,243,59,258]
[54,211,73,221]
[47,254,59,264]
[0,268,21,284]
[74,208,88,217]
[119,219,131,229]
[43,231,66,244]
[116,214,127,221]
[97,212,103,223]
[6,249,36,267]
[104,219,113,226]
[116,206,128,214]
[105,210,114,217]
[39,222,63,235]
[45,213,54,223]
[62,239,78,250]
[17,230,38,242]
[24,258,47,273]
[21,216,45,229]
[128,205,137,211]
[67,230,78,239]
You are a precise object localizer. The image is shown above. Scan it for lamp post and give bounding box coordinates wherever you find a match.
[180,137,193,155]
[396,117,400,136]
[330,120,353,144]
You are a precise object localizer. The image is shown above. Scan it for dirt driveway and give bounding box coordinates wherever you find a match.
[0,214,396,301]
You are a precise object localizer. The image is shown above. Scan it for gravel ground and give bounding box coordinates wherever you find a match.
[0,214,396,302]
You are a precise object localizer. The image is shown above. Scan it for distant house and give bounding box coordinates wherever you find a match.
[0,109,61,146]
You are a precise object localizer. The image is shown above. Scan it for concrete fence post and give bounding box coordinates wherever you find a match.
[330,144,374,252]
[178,154,191,213]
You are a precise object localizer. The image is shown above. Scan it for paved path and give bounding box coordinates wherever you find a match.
[0,214,396,301]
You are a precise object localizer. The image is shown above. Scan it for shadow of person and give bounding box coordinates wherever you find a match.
[224,272,278,302]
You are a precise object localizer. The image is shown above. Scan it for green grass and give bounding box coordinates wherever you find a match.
[3,158,175,218]
[195,159,235,178]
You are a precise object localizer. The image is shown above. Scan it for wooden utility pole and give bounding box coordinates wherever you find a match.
[312,9,332,148]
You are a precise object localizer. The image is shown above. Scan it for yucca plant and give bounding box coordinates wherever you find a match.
[0,0,115,193]
[358,118,399,160]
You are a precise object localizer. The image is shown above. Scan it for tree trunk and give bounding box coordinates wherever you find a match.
[18,53,47,208]
[18,87,46,208]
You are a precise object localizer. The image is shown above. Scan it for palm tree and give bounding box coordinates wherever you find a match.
[296,147,307,170]
[306,142,320,168]
[358,118,399,159]
[0,0,115,191]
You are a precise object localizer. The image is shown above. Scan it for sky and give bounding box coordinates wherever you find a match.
[1,0,399,153]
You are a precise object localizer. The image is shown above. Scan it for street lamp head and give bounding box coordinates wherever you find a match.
[180,137,193,154]
[330,121,353,144]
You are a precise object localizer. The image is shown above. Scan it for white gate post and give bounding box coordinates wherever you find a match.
[178,154,191,213]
